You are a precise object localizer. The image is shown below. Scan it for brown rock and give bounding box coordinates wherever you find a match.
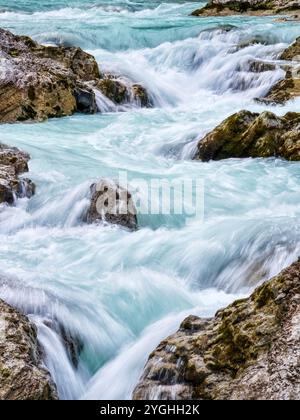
[85,179,138,231]
[0,299,57,400]
[0,143,35,204]
[133,260,300,400]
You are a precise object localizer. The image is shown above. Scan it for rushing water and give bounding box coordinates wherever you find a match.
[0,1,300,400]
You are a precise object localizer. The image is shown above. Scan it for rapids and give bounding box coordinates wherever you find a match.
[0,0,300,400]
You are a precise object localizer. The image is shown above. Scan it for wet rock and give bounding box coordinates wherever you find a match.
[0,299,58,400]
[0,28,100,122]
[248,60,277,73]
[191,1,300,17]
[74,87,97,114]
[0,143,35,205]
[85,179,138,231]
[95,75,151,107]
[193,110,300,161]
[257,37,300,104]
[133,260,300,400]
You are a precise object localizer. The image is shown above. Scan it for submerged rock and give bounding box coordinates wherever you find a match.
[85,179,138,231]
[0,143,35,205]
[194,110,300,161]
[133,259,300,400]
[191,1,300,16]
[0,299,57,400]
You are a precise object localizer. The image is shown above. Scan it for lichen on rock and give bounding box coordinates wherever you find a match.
[0,299,58,400]
[133,260,300,400]
[193,110,300,161]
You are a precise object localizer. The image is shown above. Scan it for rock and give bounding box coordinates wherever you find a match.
[191,1,300,16]
[85,179,138,231]
[0,28,100,122]
[133,260,300,400]
[258,38,300,104]
[248,60,277,73]
[0,143,35,205]
[280,36,300,61]
[74,87,97,114]
[95,75,151,107]
[0,299,57,400]
[193,110,300,161]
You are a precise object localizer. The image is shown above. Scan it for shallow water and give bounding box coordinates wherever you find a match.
[0,1,300,400]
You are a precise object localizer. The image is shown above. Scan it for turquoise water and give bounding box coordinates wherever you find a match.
[0,1,300,400]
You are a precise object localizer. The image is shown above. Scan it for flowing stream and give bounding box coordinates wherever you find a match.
[0,0,300,400]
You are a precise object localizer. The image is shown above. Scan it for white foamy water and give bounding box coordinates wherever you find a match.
[0,0,300,400]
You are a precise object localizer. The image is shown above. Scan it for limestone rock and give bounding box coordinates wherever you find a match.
[193,110,300,161]
[191,1,300,16]
[133,260,300,400]
[0,299,57,400]
[85,179,138,231]
[0,143,35,204]
[0,28,100,122]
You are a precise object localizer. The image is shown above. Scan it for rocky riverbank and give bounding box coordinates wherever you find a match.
[0,299,57,400]
[133,260,300,400]
[0,28,150,123]
[192,1,300,16]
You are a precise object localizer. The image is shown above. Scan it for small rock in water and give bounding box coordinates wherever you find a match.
[0,143,36,205]
[85,179,138,231]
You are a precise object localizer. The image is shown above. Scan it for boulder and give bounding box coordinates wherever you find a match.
[0,299,57,400]
[0,143,36,205]
[194,110,300,161]
[258,37,300,104]
[85,179,138,231]
[133,259,300,400]
[191,1,300,16]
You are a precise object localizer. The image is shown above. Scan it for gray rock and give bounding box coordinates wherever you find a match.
[133,260,300,400]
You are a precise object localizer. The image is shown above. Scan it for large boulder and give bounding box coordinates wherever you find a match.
[85,179,138,231]
[0,299,57,400]
[0,143,35,204]
[194,110,300,161]
[191,1,300,16]
[133,259,300,400]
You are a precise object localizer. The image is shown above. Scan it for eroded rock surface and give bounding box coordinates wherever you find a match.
[0,143,35,204]
[191,1,300,16]
[194,110,300,161]
[0,28,151,123]
[0,299,57,400]
[133,260,300,400]
[85,179,138,231]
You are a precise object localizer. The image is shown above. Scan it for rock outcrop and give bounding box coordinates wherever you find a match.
[193,110,300,161]
[0,299,57,400]
[191,1,300,16]
[0,28,151,123]
[85,179,138,231]
[133,259,300,400]
[258,37,300,104]
[0,143,35,204]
